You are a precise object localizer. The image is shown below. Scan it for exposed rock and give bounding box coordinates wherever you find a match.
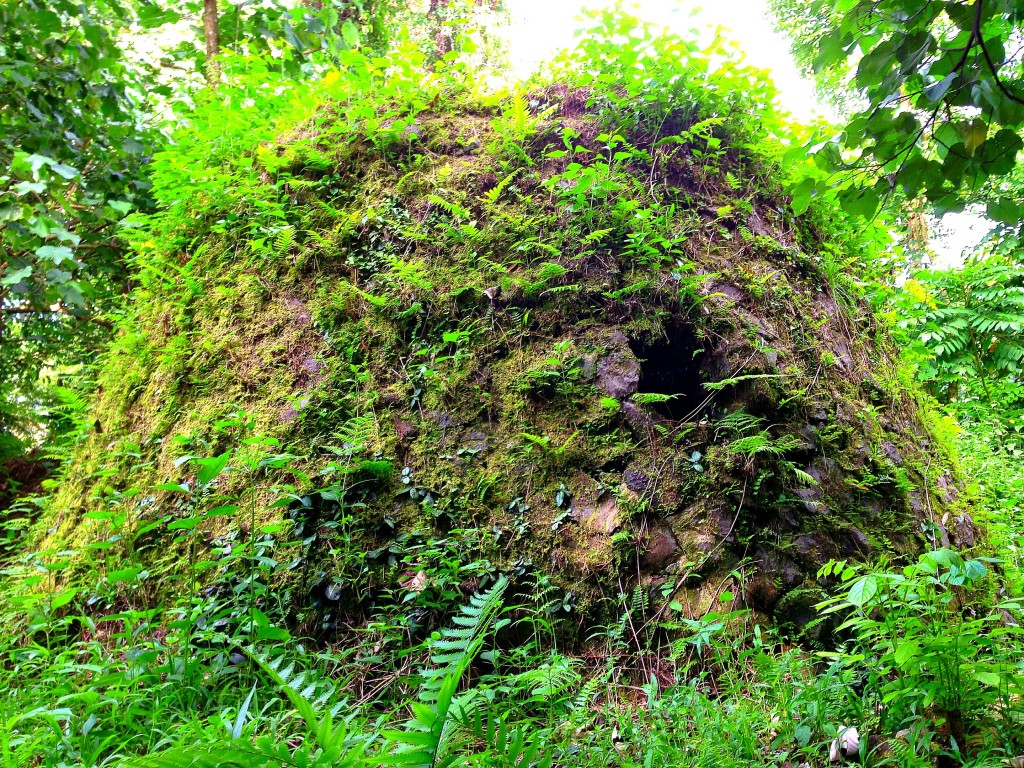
[621,401,655,431]
[880,440,903,466]
[395,419,419,442]
[954,513,978,548]
[571,472,621,535]
[746,208,772,237]
[464,430,489,454]
[831,341,854,371]
[752,547,803,591]
[795,484,823,514]
[859,497,883,519]
[579,354,598,381]
[837,526,871,557]
[640,524,679,571]
[710,282,746,304]
[623,468,652,495]
[793,532,840,570]
[596,352,640,399]
[937,473,959,504]
[427,410,455,428]
[809,407,829,424]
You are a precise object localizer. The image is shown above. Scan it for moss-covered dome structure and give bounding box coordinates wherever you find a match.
[34,27,977,643]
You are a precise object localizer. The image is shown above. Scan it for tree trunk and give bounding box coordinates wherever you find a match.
[202,0,221,86]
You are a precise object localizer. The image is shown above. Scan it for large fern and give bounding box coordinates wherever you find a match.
[120,741,296,768]
[899,256,1024,404]
[451,707,553,768]
[378,576,509,768]
[120,653,365,768]
[120,578,511,768]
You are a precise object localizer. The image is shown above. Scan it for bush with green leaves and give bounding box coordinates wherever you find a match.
[771,0,1024,216]
[818,549,1024,760]
[894,255,1024,411]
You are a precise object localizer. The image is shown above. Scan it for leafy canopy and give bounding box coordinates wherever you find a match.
[773,0,1024,218]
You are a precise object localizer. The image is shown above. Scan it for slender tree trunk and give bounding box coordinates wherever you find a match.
[202,0,221,86]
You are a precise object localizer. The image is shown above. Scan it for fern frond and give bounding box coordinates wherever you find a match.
[500,654,582,700]
[581,228,613,244]
[715,409,764,435]
[274,226,295,255]
[246,652,324,733]
[603,279,651,300]
[379,576,509,768]
[245,652,366,763]
[329,414,376,453]
[119,740,293,768]
[524,262,568,295]
[631,392,677,405]
[544,284,581,294]
[572,674,606,710]
[703,373,785,391]
[480,170,520,206]
[791,467,820,487]
[427,194,469,221]
[454,707,553,768]
[420,575,509,701]
[49,385,89,415]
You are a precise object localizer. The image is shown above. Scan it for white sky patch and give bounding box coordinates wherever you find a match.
[502,0,828,120]
[930,210,997,269]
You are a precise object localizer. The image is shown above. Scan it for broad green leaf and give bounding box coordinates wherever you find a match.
[50,589,78,610]
[196,451,232,485]
[166,517,200,531]
[924,72,956,102]
[893,639,920,667]
[107,568,140,584]
[1,265,32,287]
[847,575,879,606]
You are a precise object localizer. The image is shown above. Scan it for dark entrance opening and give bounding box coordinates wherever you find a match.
[630,320,707,421]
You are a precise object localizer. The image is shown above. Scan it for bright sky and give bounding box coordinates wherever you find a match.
[503,0,825,120]
[502,0,992,267]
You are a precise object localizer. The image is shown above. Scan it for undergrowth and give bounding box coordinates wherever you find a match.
[1,8,1023,768]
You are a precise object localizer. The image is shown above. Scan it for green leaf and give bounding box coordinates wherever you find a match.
[975,671,1001,686]
[964,559,987,581]
[107,567,140,584]
[341,19,360,47]
[924,72,956,102]
[795,723,811,746]
[50,589,78,610]
[50,162,79,179]
[257,626,291,641]
[44,268,72,284]
[196,451,232,485]
[166,517,200,531]
[987,198,1021,225]
[154,482,189,493]
[13,181,46,195]
[57,281,85,306]
[1,265,32,287]
[837,186,880,218]
[893,639,920,667]
[847,575,879,606]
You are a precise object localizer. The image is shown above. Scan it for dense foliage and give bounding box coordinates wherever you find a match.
[772,0,1024,218]
[0,0,502,463]
[1,3,1023,768]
